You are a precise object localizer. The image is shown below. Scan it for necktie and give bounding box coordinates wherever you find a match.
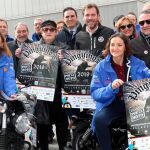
[70,31,74,39]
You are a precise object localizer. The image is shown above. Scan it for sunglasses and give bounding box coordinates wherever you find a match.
[42,27,56,33]
[139,19,150,26]
[120,24,133,30]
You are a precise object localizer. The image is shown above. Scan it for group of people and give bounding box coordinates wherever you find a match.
[0,1,150,150]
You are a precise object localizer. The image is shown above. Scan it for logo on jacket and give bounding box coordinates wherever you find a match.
[144,50,148,55]
[98,36,104,42]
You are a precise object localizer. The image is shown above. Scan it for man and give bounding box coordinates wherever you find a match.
[130,9,150,68]
[35,20,69,150]
[32,18,43,41]
[7,22,32,75]
[56,20,65,33]
[0,18,14,42]
[74,3,114,53]
[57,7,82,49]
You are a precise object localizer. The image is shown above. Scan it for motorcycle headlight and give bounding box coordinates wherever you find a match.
[14,113,30,134]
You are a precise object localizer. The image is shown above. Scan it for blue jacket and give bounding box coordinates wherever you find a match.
[90,55,150,114]
[0,53,16,97]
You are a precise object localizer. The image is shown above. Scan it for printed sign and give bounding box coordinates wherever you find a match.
[123,78,150,149]
[61,49,102,108]
[17,43,59,101]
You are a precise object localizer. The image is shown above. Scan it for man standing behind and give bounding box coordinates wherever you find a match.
[7,22,32,75]
[75,3,114,53]
[57,7,82,49]
[32,18,43,41]
[0,18,14,42]
[130,9,150,68]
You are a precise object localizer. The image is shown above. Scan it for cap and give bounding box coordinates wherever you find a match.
[40,20,57,28]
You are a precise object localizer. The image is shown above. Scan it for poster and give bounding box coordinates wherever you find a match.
[61,49,102,109]
[123,78,150,149]
[17,43,59,101]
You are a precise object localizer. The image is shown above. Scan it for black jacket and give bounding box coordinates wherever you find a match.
[7,39,32,76]
[75,24,114,53]
[130,32,150,68]
[35,38,69,124]
[56,21,82,49]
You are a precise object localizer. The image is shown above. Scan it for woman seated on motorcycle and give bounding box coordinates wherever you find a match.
[0,32,17,99]
[90,32,150,150]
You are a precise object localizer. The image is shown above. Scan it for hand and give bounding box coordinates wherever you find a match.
[112,79,124,90]
[10,94,17,100]
[15,48,22,58]
[57,49,64,61]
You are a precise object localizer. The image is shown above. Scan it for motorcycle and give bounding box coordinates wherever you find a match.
[70,109,128,150]
[0,91,37,150]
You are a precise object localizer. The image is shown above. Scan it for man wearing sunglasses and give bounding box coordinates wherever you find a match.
[35,20,70,150]
[130,9,150,68]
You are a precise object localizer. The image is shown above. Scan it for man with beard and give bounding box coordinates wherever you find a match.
[74,3,114,54]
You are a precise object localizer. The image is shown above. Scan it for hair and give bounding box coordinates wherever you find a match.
[113,15,124,27]
[0,18,8,26]
[82,3,100,16]
[0,32,12,56]
[103,32,132,57]
[127,12,137,22]
[56,20,65,25]
[116,16,135,31]
[34,18,43,24]
[140,9,150,15]
[63,7,77,17]
[14,22,29,32]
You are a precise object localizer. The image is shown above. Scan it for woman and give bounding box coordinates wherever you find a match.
[90,32,150,150]
[0,32,16,98]
[116,16,137,40]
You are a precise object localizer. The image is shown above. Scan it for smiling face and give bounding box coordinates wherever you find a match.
[119,19,134,37]
[110,37,125,62]
[83,7,99,32]
[139,13,150,35]
[63,10,77,30]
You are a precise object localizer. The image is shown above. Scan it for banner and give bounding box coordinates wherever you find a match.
[123,78,150,149]
[17,43,59,101]
[61,49,102,109]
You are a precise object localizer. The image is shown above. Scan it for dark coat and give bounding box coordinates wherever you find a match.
[7,39,32,76]
[74,24,114,53]
[34,38,70,124]
[56,21,82,49]
[130,31,150,68]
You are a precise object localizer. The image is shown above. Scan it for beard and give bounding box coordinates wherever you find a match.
[86,21,98,30]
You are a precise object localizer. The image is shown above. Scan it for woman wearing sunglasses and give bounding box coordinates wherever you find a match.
[116,16,137,40]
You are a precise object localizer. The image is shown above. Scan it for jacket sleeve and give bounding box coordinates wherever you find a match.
[90,64,118,104]
[3,57,17,97]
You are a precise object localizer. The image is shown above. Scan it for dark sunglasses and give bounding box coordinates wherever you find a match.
[120,24,133,30]
[42,27,56,33]
[139,19,150,26]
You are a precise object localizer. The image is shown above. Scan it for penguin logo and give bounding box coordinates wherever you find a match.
[98,36,104,42]
[144,50,148,55]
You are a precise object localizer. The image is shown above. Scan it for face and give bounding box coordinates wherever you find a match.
[41,25,57,43]
[83,7,99,31]
[0,21,8,37]
[110,37,125,60]
[127,14,137,26]
[34,19,43,34]
[57,22,64,32]
[15,24,29,42]
[63,10,77,30]
[119,20,134,37]
[139,13,150,35]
